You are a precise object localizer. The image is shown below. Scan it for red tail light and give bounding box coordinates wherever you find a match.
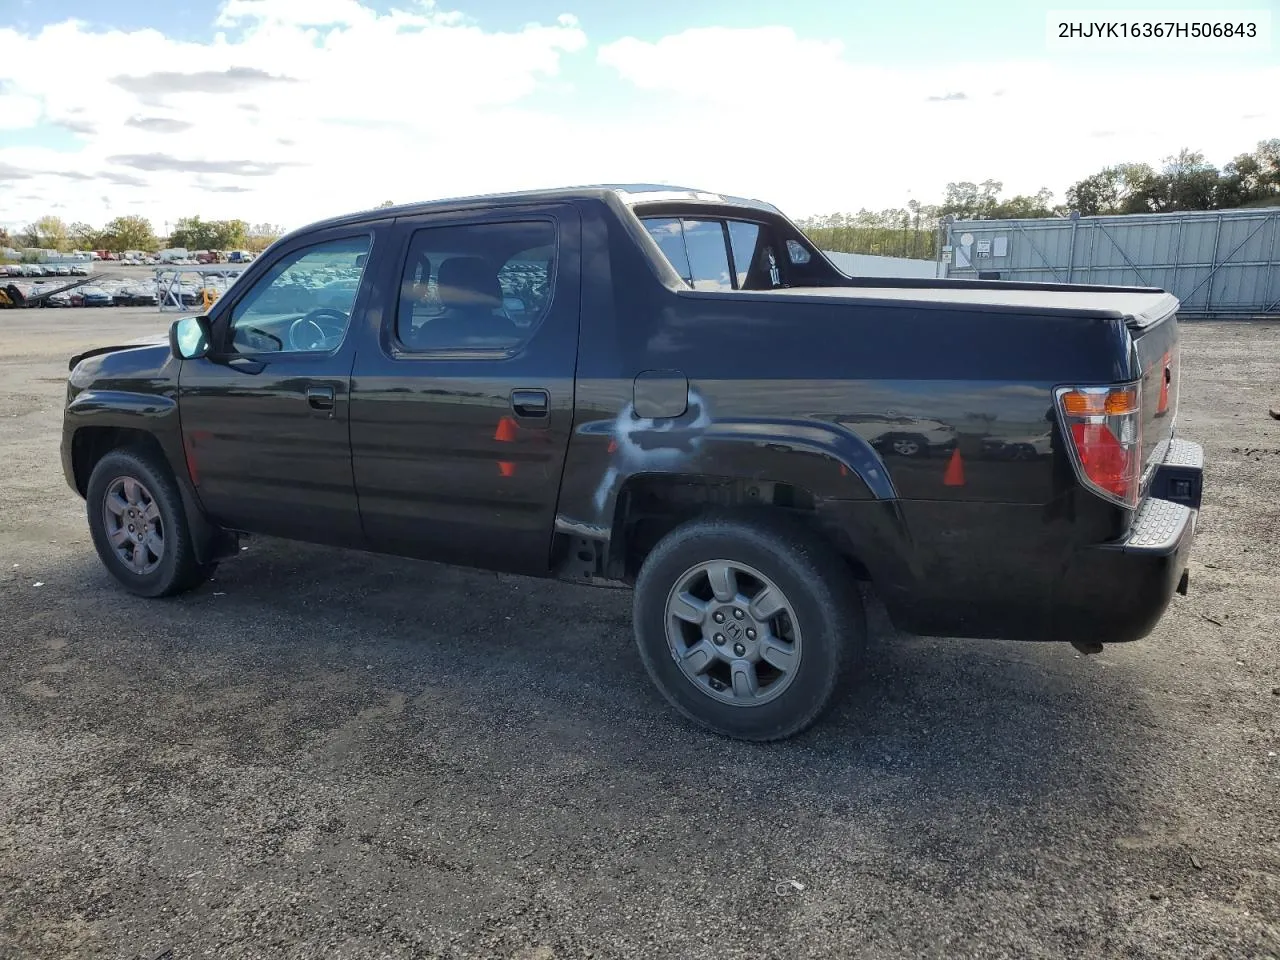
[1056,384,1143,507]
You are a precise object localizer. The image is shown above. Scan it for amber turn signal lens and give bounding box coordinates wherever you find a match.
[1104,388,1139,415]
[1061,388,1138,416]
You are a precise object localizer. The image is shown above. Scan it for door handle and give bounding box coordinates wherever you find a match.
[306,385,336,412]
[510,388,549,419]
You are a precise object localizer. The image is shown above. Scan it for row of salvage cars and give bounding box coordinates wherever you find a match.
[4,276,237,309]
[42,286,159,308]
[4,263,93,278]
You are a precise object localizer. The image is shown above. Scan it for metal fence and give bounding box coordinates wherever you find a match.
[941,207,1280,318]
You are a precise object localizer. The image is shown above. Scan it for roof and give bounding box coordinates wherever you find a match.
[283,184,783,242]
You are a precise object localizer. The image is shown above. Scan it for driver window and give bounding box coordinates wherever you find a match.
[229,235,372,354]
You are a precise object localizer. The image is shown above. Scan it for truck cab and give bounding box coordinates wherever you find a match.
[61,184,1202,741]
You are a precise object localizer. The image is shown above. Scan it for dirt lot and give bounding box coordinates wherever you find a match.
[1,309,1277,960]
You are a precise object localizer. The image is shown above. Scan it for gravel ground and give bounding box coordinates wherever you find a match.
[1,309,1278,960]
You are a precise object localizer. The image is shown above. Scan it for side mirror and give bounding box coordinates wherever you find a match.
[169,315,212,360]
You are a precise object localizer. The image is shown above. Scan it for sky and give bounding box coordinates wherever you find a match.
[1,0,1277,236]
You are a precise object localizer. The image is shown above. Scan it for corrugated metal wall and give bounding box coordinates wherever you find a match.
[941,207,1280,318]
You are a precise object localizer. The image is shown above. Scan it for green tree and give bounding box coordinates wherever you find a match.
[989,188,1060,219]
[101,215,156,252]
[170,216,248,251]
[1218,139,1280,208]
[939,180,1004,219]
[1149,149,1219,211]
[169,216,209,250]
[246,222,285,253]
[207,219,248,250]
[69,221,103,251]
[19,215,70,251]
[798,204,941,259]
[1066,163,1157,215]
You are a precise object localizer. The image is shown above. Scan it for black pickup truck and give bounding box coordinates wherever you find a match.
[61,184,1203,740]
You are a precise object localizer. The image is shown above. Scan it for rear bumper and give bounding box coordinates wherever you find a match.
[1052,439,1203,644]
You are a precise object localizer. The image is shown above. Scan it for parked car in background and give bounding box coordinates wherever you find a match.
[844,415,959,459]
[982,430,1055,461]
[80,287,113,307]
[123,285,159,307]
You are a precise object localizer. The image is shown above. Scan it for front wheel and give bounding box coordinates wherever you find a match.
[86,449,215,598]
[634,512,866,741]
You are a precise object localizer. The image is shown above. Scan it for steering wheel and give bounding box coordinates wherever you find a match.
[288,307,349,352]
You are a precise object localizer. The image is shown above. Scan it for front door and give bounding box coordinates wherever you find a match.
[179,227,383,546]
[350,205,581,574]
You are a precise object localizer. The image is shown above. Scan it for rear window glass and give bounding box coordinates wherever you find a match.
[684,220,733,291]
[728,221,761,283]
[641,216,780,291]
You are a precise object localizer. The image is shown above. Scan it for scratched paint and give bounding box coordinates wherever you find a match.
[591,388,713,513]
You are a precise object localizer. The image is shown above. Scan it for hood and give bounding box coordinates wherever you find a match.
[68,332,169,372]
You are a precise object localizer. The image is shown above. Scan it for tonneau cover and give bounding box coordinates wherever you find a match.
[765,285,1178,325]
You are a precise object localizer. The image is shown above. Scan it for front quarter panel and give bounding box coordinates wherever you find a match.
[62,343,186,494]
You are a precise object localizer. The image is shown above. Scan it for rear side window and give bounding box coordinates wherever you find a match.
[641,216,781,290]
[727,221,762,280]
[395,220,556,353]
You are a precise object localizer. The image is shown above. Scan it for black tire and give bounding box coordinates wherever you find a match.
[85,448,215,598]
[888,433,930,458]
[633,511,866,741]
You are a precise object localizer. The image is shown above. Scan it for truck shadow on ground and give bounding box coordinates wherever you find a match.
[48,535,1155,844]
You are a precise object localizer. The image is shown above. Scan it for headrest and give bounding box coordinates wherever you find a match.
[437,256,502,309]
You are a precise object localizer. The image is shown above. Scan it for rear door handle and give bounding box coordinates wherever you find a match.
[306,384,336,413]
[510,388,549,419]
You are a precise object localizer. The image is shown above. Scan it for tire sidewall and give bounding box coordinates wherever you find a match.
[86,450,190,597]
[635,517,862,740]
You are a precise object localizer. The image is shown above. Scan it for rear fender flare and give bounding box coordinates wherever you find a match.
[576,412,898,529]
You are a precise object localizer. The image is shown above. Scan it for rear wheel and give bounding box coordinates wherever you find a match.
[86,449,215,598]
[634,512,866,741]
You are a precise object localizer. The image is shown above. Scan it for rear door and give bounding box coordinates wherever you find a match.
[349,203,581,575]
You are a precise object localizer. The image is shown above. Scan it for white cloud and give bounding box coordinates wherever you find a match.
[215,0,379,29]
[596,27,1280,216]
[0,12,1275,237]
[0,93,42,128]
[0,2,588,231]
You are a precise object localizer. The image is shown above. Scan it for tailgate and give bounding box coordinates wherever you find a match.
[1130,306,1180,492]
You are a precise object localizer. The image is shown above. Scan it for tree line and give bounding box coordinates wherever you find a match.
[2,215,285,258]
[7,140,1277,262]
[800,138,1280,259]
